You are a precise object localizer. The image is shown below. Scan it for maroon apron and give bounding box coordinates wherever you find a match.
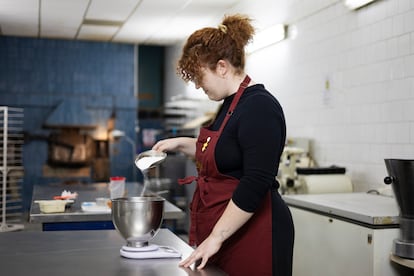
[179,75,273,275]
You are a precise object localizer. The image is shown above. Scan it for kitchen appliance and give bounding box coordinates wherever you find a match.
[384,159,414,259]
[47,129,95,166]
[111,196,181,259]
[278,146,353,194]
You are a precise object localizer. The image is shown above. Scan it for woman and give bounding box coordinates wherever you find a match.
[152,14,294,276]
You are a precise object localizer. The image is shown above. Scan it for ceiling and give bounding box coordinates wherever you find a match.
[0,0,344,45]
[0,0,289,45]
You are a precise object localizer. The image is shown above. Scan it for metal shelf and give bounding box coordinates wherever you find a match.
[0,106,24,232]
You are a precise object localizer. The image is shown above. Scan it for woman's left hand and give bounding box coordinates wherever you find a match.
[179,234,223,270]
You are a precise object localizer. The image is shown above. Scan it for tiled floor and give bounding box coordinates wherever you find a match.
[0,221,40,232]
[0,214,41,232]
[22,221,42,231]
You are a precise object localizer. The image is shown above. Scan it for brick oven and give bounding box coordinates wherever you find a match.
[40,99,111,181]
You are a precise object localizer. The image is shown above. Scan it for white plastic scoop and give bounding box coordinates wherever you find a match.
[135,150,167,171]
[135,150,167,196]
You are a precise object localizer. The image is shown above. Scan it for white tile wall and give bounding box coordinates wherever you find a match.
[163,0,414,192]
[247,0,414,191]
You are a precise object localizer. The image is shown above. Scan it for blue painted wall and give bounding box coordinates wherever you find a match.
[0,36,138,212]
[138,45,164,109]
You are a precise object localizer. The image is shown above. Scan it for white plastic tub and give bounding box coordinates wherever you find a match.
[34,200,73,213]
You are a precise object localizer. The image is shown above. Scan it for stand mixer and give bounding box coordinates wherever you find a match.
[112,196,181,259]
[111,150,181,259]
[278,146,353,194]
[384,159,414,260]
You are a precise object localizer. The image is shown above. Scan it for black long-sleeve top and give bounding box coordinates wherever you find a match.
[209,84,286,213]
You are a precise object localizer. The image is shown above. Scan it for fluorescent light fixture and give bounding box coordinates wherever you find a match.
[247,24,286,54]
[344,0,377,10]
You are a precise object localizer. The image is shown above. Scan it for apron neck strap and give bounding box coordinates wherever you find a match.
[219,74,251,132]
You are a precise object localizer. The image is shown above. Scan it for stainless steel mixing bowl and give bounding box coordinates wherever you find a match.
[111,196,165,247]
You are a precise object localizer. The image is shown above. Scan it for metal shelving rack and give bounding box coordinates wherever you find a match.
[0,106,24,232]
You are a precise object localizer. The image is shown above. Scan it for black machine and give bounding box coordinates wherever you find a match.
[384,159,414,260]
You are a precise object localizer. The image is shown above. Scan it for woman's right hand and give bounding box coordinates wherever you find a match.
[152,137,197,158]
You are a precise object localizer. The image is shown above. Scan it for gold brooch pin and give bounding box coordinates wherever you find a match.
[201,136,211,152]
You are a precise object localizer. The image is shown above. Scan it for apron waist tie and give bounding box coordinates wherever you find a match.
[178,175,198,185]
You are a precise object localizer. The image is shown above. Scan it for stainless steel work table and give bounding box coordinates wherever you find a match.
[30,182,185,230]
[0,228,226,276]
[283,192,400,226]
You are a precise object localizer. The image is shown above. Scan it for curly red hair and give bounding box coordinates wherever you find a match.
[177,14,255,83]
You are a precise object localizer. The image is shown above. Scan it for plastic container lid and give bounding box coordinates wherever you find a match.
[110,176,126,181]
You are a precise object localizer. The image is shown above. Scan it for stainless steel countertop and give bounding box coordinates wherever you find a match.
[30,182,185,223]
[283,192,400,226]
[0,228,226,276]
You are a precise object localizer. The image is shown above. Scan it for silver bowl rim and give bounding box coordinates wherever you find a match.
[111,196,165,203]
